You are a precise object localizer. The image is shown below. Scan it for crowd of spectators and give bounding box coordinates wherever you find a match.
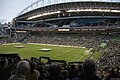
[98,40,120,70]
[0,32,120,80]
[0,56,120,80]
[26,33,110,49]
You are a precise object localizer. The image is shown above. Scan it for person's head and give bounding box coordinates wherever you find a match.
[16,60,30,75]
[60,70,69,79]
[28,60,36,73]
[70,65,76,71]
[0,57,8,68]
[82,59,96,75]
[49,63,61,77]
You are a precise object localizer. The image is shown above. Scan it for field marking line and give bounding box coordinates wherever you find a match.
[77,54,86,61]
[27,43,85,48]
[3,43,88,61]
[5,43,85,49]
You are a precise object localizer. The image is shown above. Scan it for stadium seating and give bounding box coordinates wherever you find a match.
[0,54,119,80]
[0,28,120,80]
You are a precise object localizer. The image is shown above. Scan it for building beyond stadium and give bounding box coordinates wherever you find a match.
[14,0,120,33]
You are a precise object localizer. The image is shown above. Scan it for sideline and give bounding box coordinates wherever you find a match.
[27,43,86,48]
[2,43,21,45]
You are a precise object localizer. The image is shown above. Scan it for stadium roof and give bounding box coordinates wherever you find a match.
[17,0,120,17]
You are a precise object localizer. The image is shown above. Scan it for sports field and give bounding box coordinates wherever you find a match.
[0,43,100,62]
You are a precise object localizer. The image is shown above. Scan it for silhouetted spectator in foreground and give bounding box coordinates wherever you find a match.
[0,58,11,80]
[38,65,48,80]
[47,63,61,80]
[7,60,30,80]
[60,70,69,80]
[27,60,40,80]
[68,65,77,80]
[72,59,102,80]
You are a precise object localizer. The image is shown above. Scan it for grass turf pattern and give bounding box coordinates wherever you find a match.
[0,43,100,62]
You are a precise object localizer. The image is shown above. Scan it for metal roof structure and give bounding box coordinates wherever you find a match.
[16,0,120,17]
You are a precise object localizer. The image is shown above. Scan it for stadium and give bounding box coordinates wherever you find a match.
[0,0,120,80]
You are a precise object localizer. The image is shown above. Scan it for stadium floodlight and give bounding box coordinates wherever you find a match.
[66,9,76,12]
[111,10,120,13]
[27,8,119,20]
[42,13,48,16]
[92,9,101,12]
[47,13,51,15]
[100,9,111,12]
[66,8,112,12]
[54,11,61,13]
[28,11,61,20]
[81,9,111,12]
[76,9,81,12]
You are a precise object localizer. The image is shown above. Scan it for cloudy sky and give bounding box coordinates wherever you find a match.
[0,0,38,23]
[0,0,119,23]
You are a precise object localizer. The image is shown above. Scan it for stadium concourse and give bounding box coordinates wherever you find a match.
[0,0,120,80]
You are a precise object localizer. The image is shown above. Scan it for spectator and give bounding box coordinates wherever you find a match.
[47,63,61,80]
[7,60,30,80]
[103,68,120,80]
[38,65,48,80]
[27,60,40,80]
[72,59,102,80]
[68,65,77,80]
[60,70,69,80]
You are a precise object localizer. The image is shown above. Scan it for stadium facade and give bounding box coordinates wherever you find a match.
[14,0,120,33]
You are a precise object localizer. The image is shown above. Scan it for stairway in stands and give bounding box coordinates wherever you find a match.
[17,30,31,42]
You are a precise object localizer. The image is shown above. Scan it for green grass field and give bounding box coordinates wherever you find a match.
[0,43,100,62]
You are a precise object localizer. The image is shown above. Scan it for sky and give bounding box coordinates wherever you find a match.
[0,0,38,23]
[0,0,119,24]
